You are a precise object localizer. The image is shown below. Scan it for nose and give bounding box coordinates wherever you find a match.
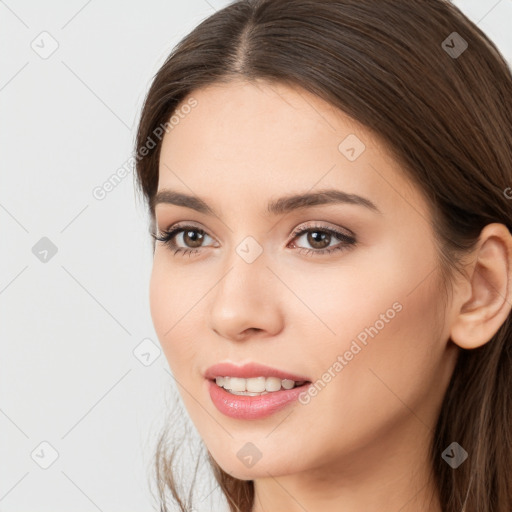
[208,251,284,342]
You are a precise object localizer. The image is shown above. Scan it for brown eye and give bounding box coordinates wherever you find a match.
[181,229,205,248]
[290,224,356,256]
[153,225,214,256]
[153,223,356,258]
[304,230,332,250]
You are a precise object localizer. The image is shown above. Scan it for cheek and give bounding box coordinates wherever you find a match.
[149,257,202,372]
[290,232,443,357]
[290,234,438,356]
[149,259,172,341]
[292,247,446,441]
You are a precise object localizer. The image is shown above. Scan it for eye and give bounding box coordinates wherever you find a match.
[288,223,356,256]
[153,222,357,257]
[152,223,216,257]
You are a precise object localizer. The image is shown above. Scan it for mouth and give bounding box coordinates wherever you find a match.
[204,362,312,418]
[208,376,311,396]
[206,377,313,420]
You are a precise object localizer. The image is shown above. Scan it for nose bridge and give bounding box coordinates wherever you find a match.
[208,236,283,339]
[215,237,270,311]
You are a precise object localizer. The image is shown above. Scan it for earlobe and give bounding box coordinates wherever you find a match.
[450,223,512,350]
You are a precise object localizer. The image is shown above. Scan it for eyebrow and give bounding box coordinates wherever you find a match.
[152,188,381,216]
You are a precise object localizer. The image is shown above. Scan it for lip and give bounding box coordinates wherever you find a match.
[204,362,312,420]
[204,361,310,382]
[207,380,312,420]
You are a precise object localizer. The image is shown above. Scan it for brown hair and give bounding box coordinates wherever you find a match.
[134,1,512,510]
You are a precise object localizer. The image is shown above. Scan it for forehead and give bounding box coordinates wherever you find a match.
[157,79,428,224]
[162,79,368,161]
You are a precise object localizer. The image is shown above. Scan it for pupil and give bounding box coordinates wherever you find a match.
[185,230,203,248]
[308,231,330,249]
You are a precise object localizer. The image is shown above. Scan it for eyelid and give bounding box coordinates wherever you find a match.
[154,220,356,255]
[156,221,353,244]
[155,220,210,240]
[290,220,355,240]
[155,221,218,246]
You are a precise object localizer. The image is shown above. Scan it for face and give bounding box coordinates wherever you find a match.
[149,79,459,481]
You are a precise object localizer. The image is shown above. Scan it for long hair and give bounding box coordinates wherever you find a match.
[134,1,512,510]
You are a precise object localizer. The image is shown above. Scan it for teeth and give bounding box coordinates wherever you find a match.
[214,376,304,394]
[265,377,282,392]
[246,376,266,392]
[229,377,246,392]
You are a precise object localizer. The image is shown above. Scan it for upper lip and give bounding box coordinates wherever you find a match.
[204,362,311,382]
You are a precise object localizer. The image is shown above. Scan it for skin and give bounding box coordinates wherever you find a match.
[149,79,512,512]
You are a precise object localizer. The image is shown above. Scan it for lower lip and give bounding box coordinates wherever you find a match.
[207,379,311,420]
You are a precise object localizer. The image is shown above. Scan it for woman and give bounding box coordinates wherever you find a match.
[134,1,512,510]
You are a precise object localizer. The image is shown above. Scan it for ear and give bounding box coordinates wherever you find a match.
[450,223,512,350]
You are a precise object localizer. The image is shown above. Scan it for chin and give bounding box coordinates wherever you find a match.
[210,448,302,481]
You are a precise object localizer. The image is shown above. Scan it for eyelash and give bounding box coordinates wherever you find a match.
[152,222,357,258]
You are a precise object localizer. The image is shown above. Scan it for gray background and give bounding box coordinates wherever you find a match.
[1,1,511,511]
